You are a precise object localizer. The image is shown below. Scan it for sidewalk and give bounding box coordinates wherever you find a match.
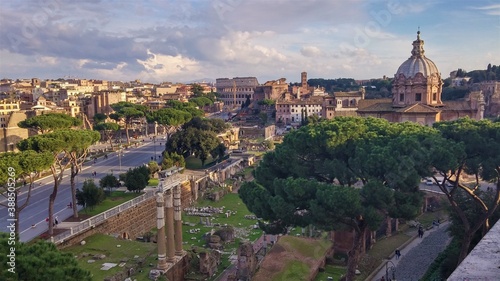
[369,221,450,281]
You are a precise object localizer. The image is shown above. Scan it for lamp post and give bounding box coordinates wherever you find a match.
[385,260,396,281]
[153,136,157,160]
[118,139,122,173]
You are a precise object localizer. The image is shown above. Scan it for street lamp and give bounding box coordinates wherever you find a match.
[385,260,396,281]
[153,136,157,160]
[118,139,122,172]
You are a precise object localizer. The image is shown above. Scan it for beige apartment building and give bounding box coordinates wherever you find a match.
[0,101,30,152]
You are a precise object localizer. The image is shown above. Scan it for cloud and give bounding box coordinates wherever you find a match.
[300,46,322,57]
[473,4,500,15]
[137,50,201,82]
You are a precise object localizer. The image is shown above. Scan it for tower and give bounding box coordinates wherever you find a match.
[301,72,307,92]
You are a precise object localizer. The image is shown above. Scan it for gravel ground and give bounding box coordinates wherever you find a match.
[394,226,451,281]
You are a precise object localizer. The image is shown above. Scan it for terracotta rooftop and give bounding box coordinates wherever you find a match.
[441,101,473,111]
[395,103,440,113]
[358,99,392,111]
[334,91,363,98]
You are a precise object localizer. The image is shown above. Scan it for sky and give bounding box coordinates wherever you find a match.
[0,0,499,84]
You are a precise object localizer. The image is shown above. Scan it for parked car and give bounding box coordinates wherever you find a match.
[425,179,433,186]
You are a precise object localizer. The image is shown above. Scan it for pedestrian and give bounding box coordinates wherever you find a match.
[380,276,385,281]
[54,216,59,227]
[418,226,424,238]
[395,249,401,259]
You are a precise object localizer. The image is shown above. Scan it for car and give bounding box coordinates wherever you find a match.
[425,179,433,186]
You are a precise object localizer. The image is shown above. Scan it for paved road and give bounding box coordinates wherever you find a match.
[0,136,166,242]
[371,222,451,281]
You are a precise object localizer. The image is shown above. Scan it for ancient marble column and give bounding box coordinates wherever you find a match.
[173,184,183,255]
[155,192,168,270]
[165,187,175,262]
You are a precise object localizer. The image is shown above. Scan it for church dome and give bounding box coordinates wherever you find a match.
[395,31,440,78]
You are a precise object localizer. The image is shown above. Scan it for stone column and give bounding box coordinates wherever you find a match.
[173,184,183,256]
[155,192,168,270]
[165,187,175,262]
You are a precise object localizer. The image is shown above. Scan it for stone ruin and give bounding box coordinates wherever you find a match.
[214,227,235,243]
[237,242,258,281]
[207,235,223,250]
[204,227,235,250]
[199,250,221,277]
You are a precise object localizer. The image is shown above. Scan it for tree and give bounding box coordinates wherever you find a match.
[166,117,228,159]
[147,108,193,128]
[99,174,119,195]
[192,130,220,167]
[0,151,53,234]
[17,130,96,236]
[430,118,500,265]
[94,122,120,149]
[18,113,82,134]
[161,152,186,170]
[123,166,150,193]
[189,96,213,108]
[0,233,92,281]
[210,143,227,162]
[110,102,146,145]
[191,83,205,97]
[76,179,105,211]
[66,130,101,218]
[239,117,435,280]
[148,161,159,177]
[258,99,275,106]
[93,113,107,124]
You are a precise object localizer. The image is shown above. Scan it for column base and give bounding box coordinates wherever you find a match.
[167,257,176,263]
[157,261,168,271]
[175,250,185,256]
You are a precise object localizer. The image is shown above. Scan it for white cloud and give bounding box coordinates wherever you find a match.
[473,4,500,15]
[35,56,58,65]
[137,50,201,82]
[300,46,322,57]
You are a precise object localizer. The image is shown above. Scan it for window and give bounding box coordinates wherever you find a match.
[399,94,404,102]
[415,93,422,101]
[433,93,437,101]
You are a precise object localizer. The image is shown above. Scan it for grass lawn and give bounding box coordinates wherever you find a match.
[315,265,346,281]
[356,232,413,280]
[79,191,142,217]
[181,193,264,280]
[272,260,310,281]
[148,178,159,187]
[181,193,263,250]
[62,233,156,281]
[185,155,216,170]
[416,209,448,229]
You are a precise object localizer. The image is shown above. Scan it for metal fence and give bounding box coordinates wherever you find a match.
[52,174,186,244]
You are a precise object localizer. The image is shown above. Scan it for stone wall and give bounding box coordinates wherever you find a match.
[58,180,193,249]
[58,194,157,249]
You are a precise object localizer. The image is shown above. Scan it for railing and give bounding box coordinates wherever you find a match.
[52,174,187,245]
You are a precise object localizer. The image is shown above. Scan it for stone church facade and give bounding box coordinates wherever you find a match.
[358,31,485,125]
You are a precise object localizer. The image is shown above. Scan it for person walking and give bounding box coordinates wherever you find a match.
[395,249,401,260]
[418,226,424,238]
